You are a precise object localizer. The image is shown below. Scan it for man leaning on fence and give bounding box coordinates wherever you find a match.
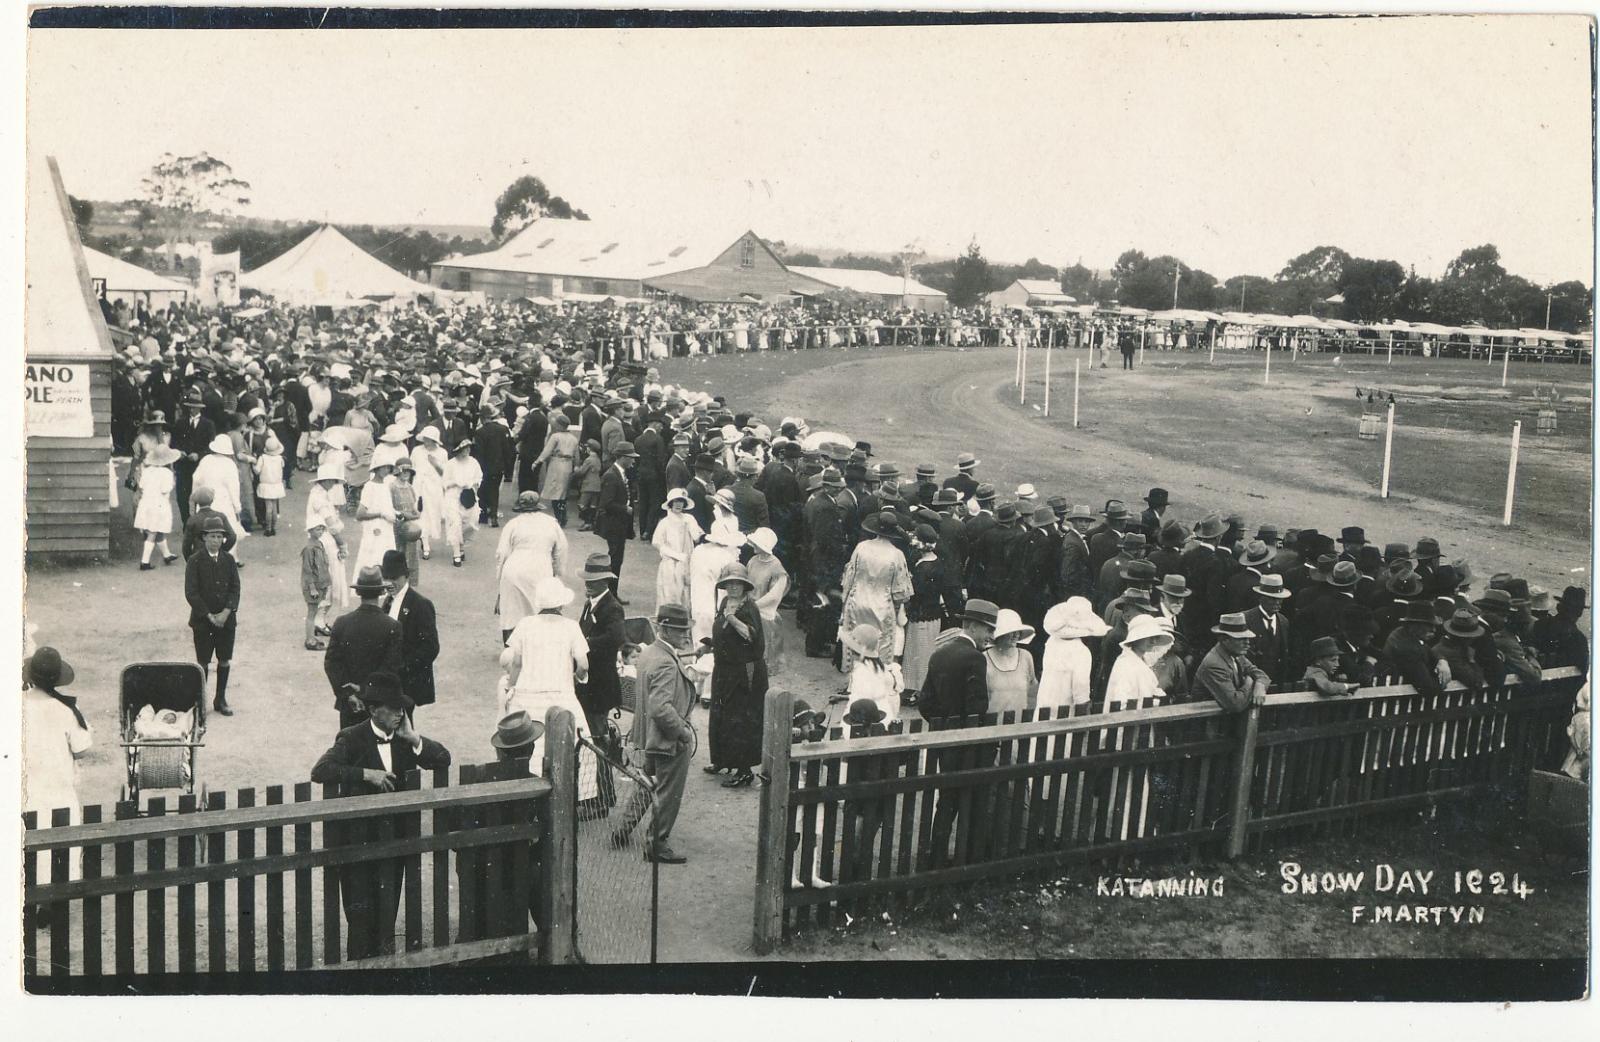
[613,603,698,864]
[917,599,998,871]
[310,672,453,961]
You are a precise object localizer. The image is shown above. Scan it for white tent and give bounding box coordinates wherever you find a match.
[241,224,436,304]
[83,245,190,300]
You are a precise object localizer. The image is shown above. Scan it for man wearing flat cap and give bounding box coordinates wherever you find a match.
[311,671,452,959]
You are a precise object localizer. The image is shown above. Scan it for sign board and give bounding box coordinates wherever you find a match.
[199,248,241,307]
[25,361,94,438]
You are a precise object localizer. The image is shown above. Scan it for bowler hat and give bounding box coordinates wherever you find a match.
[360,671,413,711]
[351,566,389,595]
[24,647,74,688]
[1145,487,1169,506]
[380,550,409,581]
[843,698,887,727]
[1339,526,1367,545]
[582,552,617,582]
[491,710,546,751]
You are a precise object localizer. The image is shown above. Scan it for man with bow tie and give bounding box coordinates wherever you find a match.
[312,672,452,960]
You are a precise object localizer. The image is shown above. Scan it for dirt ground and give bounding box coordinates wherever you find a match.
[24,342,1591,964]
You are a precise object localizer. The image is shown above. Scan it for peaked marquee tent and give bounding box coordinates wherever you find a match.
[83,245,191,302]
[241,224,436,304]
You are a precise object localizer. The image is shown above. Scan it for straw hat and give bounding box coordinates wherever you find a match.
[146,445,181,468]
[378,424,409,444]
[417,425,442,445]
[990,608,1035,645]
[534,577,574,612]
[1121,614,1175,649]
[1211,612,1257,639]
[1045,597,1108,639]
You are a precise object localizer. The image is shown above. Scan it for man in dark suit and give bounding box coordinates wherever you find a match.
[1242,574,1292,683]
[1375,602,1446,697]
[685,456,716,534]
[380,551,438,718]
[918,599,998,869]
[310,672,452,960]
[324,566,405,730]
[186,516,241,716]
[664,433,692,493]
[1178,513,1229,643]
[1139,487,1169,544]
[578,389,606,449]
[941,452,980,505]
[969,503,1025,607]
[757,441,804,570]
[595,441,638,600]
[472,399,516,527]
[729,456,770,534]
[575,553,626,738]
[171,390,217,524]
[633,417,668,541]
[1055,503,1095,601]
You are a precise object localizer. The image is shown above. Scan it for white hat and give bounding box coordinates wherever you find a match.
[1016,483,1037,499]
[1121,614,1175,649]
[990,608,1036,645]
[748,527,778,555]
[370,443,405,470]
[662,487,691,510]
[378,424,408,444]
[417,425,442,444]
[1045,597,1110,639]
[315,461,345,482]
[207,434,234,456]
[533,577,574,612]
[708,518,746,548]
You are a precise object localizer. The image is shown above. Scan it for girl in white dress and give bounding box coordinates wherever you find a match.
[651,488,703,611]
[353,459,398,573]
[690,520,744,647]
[253,435,286,536]
[1037,598,1107,711]
[410,426,448,560]
[441,439,484,566]
[192,434,249,561]
[305,461,349,627]
[133,445,180,569]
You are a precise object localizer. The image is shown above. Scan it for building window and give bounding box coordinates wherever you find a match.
[594,281,609,295]
[455,271,471,291]
[740,238,755,269]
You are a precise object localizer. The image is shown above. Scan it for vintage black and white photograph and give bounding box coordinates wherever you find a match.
[10,6,1596,1006]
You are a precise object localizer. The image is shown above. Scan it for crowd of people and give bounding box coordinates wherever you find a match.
[27,293,1594,892]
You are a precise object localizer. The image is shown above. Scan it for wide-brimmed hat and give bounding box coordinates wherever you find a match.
[862,509,901,536]
[145,445,181,467]
[843,699,887,726]
[1473,589,1513,614]
[1194,513,1226,539]
[1157,574,1192,599]
[736,456,761,477]
[990,608,1035,645]
[1045,597,1110,639]
[655,603,693,630]
[1067,503,1095,522]
[513,490,542,513]
[490,708,546,750]
[582,552,616,582]
[716,562,755,591]
[1102,499,1130,520]
[1212,612,1256,639]
[1241,540,1274,567]
[534,577,574,612]
[207,434,234,456]
[1327,561,1359,588]
[360,671,413,711]
[182,389,205,408]
[711,488,737,515]
[842,622,884,659]
[1529,587,1554,614]
[1014,482,1036,500]
[351,566,389,595]
[663,487,691,510]
[416,425,442,444]
[1145,487,1169,506]
[1122,614,1175,649]
[963,599,1000,628]
[1339,526,1367,546]
[378,424,408,444]
[915,463,937,480]
[708,520,746,547]
[315,460,345,482]
[1386,572,1425,598]
[142,411,168,428]
[24,647,74,688]
[748,527,778,555]
[1560,586,1588,611]
[1414,537,1442,561]
[1120,559,1158,585]
[1444,610,1486,640]
[1253,574,1290,599]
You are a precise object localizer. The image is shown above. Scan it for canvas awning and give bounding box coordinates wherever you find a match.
[84,246,190,296]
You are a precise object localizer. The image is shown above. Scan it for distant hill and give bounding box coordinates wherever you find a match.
[83,200,492,247]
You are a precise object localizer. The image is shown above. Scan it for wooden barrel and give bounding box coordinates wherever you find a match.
[1537,409,1558,435]
[1358,412,1382,440]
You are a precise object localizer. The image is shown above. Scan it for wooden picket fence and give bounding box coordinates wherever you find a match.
[752,668,1583,951]
[22,708,580,981]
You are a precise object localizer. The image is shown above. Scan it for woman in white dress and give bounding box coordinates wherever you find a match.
[504,578,589,768]
[532,414,579,528]
[192,434,249,560]
[690,519,744,647]
[651,488,703,611]
[353,457,398,574]
[410,426,448,560]
[746,527,789,676]
[495,491,569,643]
[441,439,484,566]
[22,647,91,885]
[305,461,349,625]
[1105,614,1172,705]
[839,510,913,671]
[985,609,1038,717]
[1037,598,1107,711]
[843,622,904,720]
[133,445,180,570]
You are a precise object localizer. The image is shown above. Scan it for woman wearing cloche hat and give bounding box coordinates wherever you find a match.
[22,646,92,881]
[192,432,250,561]
[840,509,913,672]
[707,562,768,788]
[503,577,589,767]
[652,487,705,613]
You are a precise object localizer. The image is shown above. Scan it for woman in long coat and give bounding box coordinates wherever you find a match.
[840,510,913,671]
[410,426,448,560]
[495,491,569,643]
[651,488,703,611]
[706,562,767,787]
[532,413,579,527]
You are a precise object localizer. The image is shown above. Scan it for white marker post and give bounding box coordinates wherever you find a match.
[1073,358,1080,429]
[1209,327,1216,363]
[1503,420,1521,525]
[1043,333,1053,416]
[1138,325,1146,366]
[1380,401,1396,498]
[1020,336,1028,405]
[1014,333,1022,386]
[1264,339,1272,385]
[1501,345,1511,388]
[1386,335,1393,364]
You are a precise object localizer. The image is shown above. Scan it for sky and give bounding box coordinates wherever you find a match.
[24,17,1596,283]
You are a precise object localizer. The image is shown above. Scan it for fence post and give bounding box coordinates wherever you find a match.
[753,690,795,955]
[539,707,577,965]
[1502,420,1521,526]
[1225,702,1263,858]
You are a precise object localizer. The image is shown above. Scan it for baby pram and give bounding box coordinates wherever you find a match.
[616,616,657,716]
[119,662,207,804]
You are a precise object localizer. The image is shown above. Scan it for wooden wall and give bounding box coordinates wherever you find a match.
[26,357,112,558]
